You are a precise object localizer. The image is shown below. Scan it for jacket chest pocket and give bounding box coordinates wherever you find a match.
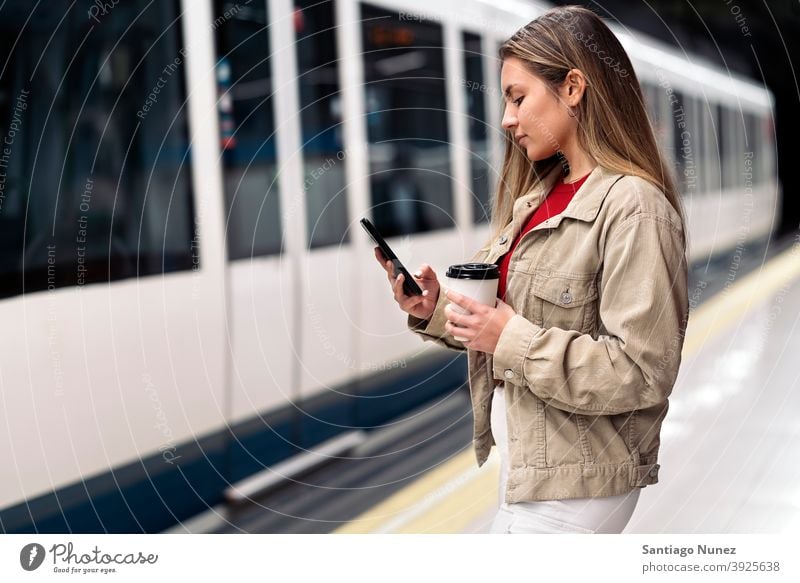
[522,270,598,334]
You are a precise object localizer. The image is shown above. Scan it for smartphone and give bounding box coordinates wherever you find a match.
[360,217,423,296]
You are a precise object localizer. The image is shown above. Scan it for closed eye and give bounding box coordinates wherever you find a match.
[513,96,523,106]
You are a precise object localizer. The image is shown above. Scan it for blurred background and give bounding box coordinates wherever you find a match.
[1,0,798,534]
[552,0,800,236]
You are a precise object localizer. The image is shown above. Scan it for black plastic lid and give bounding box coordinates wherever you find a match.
[445,263,500,280]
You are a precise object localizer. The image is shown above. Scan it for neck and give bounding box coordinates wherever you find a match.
[559,141,596,183]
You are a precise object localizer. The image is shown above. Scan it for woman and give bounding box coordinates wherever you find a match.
[375,5,689,534]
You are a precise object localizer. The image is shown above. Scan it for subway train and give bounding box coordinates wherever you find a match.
[0,0,777,533]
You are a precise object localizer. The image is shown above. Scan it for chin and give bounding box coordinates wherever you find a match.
[529,152,552,163]
[530,150,558,163]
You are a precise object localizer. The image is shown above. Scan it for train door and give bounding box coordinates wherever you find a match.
[211,0,306,480]
[291,0,360,444]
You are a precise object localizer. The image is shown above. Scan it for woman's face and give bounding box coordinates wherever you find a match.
[500,56,577,161]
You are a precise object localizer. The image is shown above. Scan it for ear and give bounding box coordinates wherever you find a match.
[562,68,586,107]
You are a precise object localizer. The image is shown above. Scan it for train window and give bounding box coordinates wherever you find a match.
[690,96,703,197]
[360,4,454,237]
[295,0,349,248]
[717,104,730,190]
[743,111,758,186]
[214,0,282,259]
[642,82,659,128]
[761,116,774,184]
[722,106,733,190]
[463,32,491,224]
[731,107,745,189]
[0,0,194,300]
[741,111,750,185]
[647,82,669,158]
[670,90,687,194]
[703,102,721,193]
[643,82,670,162]
[731,109,744,188]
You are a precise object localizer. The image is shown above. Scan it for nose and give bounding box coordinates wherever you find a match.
[501,105,517,131]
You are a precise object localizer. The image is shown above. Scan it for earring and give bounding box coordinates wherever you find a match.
[556,150,570,177]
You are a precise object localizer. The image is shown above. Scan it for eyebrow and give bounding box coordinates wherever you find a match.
[503,83,521,99]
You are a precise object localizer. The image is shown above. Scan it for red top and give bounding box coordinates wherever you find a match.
[496,172,590,300]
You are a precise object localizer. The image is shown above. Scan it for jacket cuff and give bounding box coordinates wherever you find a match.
[407,284,453,339]
[492,314,542,384]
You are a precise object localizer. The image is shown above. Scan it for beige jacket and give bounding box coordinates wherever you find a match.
[408,164,689,503]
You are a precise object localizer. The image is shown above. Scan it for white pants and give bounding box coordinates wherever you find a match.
[489,386,640,534]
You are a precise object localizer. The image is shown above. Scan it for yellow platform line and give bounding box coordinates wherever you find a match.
[334,450,495,534]
[397,457,499,534]
[334,243,800,534]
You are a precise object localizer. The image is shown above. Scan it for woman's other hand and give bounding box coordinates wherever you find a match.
[443,290,516,354]
[374,247,440,321]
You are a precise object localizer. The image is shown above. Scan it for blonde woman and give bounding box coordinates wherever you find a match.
[375,5,689,534]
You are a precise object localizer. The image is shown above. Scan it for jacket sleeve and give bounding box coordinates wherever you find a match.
[491,212,689,415]
[407,283,467,352]
[407,247,491,352]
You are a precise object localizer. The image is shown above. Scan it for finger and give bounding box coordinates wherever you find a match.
[445,288,481,313]
[392,272,408,301]
[385,260,396,282]
[399,294,426,312]
[445,320,472,340]
[389,273,406,302]
[395,273,427,304]
[375,247,388,270]
[443,303,473,326]
[412,263,437,281]
[376,251,392,276]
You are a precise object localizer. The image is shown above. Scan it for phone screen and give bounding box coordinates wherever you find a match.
[360,218,422,296]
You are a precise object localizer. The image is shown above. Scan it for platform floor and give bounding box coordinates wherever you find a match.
[625,255,800,533]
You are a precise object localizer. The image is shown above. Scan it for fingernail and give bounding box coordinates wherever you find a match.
[414,271,422,278]
[422,290,429,296]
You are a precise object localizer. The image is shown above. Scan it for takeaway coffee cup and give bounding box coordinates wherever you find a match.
[444,263,500,342]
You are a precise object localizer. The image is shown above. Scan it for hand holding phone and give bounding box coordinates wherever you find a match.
[360,218,422,296]
[361,218,440,320]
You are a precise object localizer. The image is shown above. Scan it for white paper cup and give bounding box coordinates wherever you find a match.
[444,263,500,342]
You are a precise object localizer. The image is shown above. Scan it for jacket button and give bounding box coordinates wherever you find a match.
[560,291,572,304]
[498,234,508,245]
[526,201,533,207]
[649,467,658,477]
[503,369,514,379]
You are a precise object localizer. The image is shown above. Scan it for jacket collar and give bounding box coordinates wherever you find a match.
[562,164,626,222]
[511,163,625,232]
[486,164,625,258]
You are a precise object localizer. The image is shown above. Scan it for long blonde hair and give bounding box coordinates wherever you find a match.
[491,5,686,249]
